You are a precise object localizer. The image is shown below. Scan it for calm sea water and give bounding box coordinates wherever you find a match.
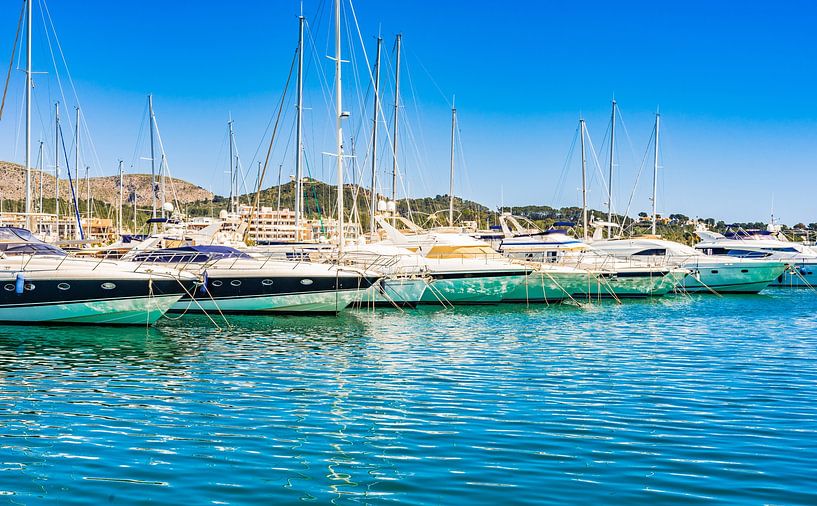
[1,289,816,505]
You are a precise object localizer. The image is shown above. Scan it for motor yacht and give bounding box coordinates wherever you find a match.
[128,245,380,314]
[695,225,815,287]
[0,227,197,324]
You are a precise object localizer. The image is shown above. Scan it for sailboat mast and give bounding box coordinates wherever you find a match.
[148,94,157,230]
[118,160,124,235]
[54,102,60,240]
[294,13,305,241]
[391,33,402,202]
[448,97,456,227]
[85,166,90,225]
[74,106,80,239]
[651,111,660,236]
[334,0,345,253]
[607,98,616,231]
[37,140,43,213]
[228,117,235,213]
[24,0,32,230]
[369,35,382,236]
[580,118,587,240]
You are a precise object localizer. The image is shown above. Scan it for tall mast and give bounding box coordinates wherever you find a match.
[24,0,32,230]
[651,111,661,236]
[148,94,157,231]
[54,102,60,240]
[369,35,382,236]
[37,140,44,213]
[580,118,588,240]
[74,106,81,239]
[85,166,90,225]
[448,97,456,227]
[334,0,345,253]
[294,13,305,240]
[607,98,616,232]
[118,160,124,235]
[228,116,235,213]
[391,33,402,202]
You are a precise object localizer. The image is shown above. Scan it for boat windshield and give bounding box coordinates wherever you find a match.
[132,246,251,263]
[0,227,67,257]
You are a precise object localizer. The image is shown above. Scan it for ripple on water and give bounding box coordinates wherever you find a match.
[1,290,817,504]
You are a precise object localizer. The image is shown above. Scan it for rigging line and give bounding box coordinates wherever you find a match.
[303,20,335,147]
[347,0,404,200]
[150,109,182,213]
[619,127,654,233]
[583,126,612,214]
[246,48,298,241]
[57,120,84,239]
[403,58,434,197]
[406,45,451,108]
[550,123,580,207]
[128,99,149,169]
[0,0,25,121]
[41,0,103,175]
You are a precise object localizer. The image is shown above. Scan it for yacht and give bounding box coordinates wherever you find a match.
[488,215,686,299]
[375,216,533,304]
[591,236,787,294]
[695,225,815,287]
[128,245,380,314]
[338,242,430,307]
[0,227,197,324]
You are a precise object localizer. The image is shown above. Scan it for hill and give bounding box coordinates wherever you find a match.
[0,161,213,207]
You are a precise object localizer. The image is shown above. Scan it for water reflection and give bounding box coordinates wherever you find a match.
[0,290,816,504]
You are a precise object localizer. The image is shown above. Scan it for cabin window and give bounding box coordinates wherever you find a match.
[101,283,116,290]
[24,283,35,291]
[300,279,314,286]
[546,251,558,263]
[57,283,70,290]
[741,269,749,273]
[711,270,719,274]
[3,284,14,291]
[633,248,667,256]
[231,280,242,287]
[211,280,223,287]
[261,279,274,286]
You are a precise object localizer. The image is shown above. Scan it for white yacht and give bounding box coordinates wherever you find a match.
[591,236,787,294]
[339,242,430,308]
[128,245,380,314]
[0,227,197,324]
[487,215,686,299]
[375,216,532,304]
[695,225,815,287]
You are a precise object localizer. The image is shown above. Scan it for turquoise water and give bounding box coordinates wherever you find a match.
[1,289,816,504]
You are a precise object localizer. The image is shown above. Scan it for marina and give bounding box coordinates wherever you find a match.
[1,0,816,503]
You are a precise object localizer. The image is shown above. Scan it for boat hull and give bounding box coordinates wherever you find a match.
[0,277,192,325]
[571,270,681,299]
[422,273,528,304]
[353,277,428,308]
[503,270,590,303]
[678,262,786,294]
[771,262,817,288]
[170,273,379,314]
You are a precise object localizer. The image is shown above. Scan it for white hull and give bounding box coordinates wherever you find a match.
[0,294,182,325]
[171,288,371,314]
[423,274,528,304]
[355,277,428,307]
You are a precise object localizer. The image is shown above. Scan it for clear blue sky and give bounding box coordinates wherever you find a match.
[1,0,816,223]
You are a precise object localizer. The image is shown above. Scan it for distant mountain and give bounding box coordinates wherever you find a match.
[0,161,213,206]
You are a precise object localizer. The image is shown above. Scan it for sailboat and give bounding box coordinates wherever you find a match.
[589,112,787,294]
[0,0,197,325]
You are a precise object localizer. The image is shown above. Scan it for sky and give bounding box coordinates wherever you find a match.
[1,0,816,223]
